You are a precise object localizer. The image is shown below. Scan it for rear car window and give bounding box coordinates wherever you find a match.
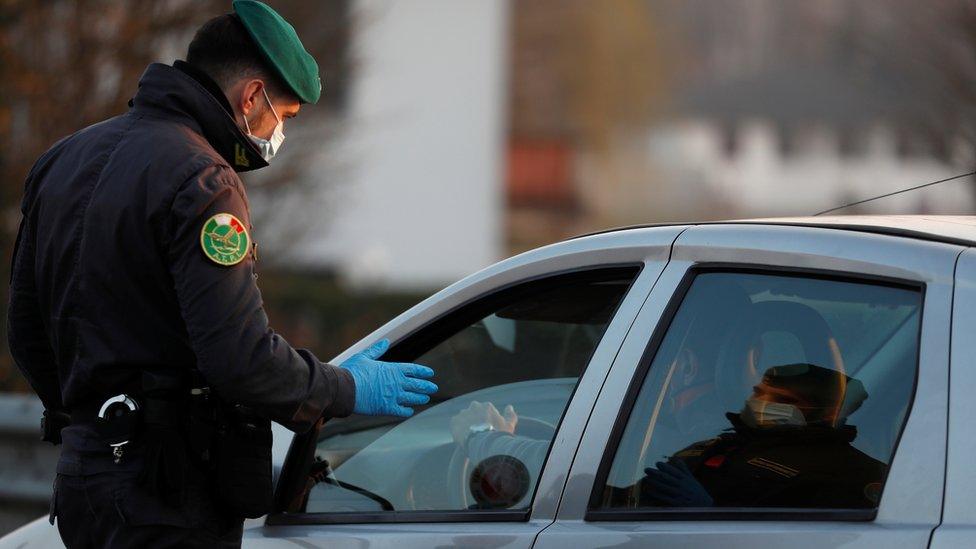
[595,271,921,512]
[297,267,639,515]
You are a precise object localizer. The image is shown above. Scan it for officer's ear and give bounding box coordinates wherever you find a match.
[236,79,266,119]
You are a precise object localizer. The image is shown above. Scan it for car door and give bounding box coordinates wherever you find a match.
[536,224,960,549]
[244,226,685,548]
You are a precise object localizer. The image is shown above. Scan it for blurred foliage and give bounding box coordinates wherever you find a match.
[0,0,221,391]
[259,271,433,363]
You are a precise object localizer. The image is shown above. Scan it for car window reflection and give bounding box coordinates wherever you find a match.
[598,272,921,511]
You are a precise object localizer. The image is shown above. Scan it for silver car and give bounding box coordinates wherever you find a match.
[4,215,974,548]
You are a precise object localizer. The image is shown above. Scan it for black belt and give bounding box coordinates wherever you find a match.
[68,403,103,424]
[68,398,123,424]
[70,396,185,423]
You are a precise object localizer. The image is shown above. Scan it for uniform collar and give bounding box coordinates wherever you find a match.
[130,62,268,173]
[172,60,234,116]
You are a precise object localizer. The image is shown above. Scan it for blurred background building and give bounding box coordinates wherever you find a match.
[506,0,976,253]
[1,0,975,533]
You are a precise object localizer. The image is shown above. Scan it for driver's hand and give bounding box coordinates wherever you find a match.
[642,459,714,507]
[450,401,518,444]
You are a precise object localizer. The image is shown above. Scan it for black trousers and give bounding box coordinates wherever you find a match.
[51,466,244,548]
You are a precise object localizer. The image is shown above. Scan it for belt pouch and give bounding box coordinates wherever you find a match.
[139,396,188,507]
[214,404,274,518]
[138,370,190,506]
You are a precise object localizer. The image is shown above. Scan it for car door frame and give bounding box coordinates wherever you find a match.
[540,224,960,549]
[255,226,688,544]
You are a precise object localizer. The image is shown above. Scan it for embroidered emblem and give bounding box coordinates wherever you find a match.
[234,143,250,168]
[200,213,250,266]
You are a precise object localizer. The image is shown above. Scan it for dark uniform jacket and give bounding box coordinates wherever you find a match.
[7,62,355,474]
[629,413,886,509]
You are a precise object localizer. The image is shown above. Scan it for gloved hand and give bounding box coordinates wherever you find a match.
[642,459,714,507]
[340,339,438,417]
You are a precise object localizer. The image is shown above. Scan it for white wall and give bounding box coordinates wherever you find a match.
[302,0,508,290]
[646,119,973,218]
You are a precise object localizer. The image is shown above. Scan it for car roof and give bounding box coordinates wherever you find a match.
[572,215,976,247]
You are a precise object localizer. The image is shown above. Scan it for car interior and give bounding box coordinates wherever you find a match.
[297,270,639,514]
[604,271,922,509]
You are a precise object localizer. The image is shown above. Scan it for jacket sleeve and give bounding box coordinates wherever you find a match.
[7,196,63,413]
[165,164,355,433]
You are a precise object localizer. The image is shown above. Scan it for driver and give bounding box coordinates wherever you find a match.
[610,363,886,508]
[449,400,548,506]
[452,363,885,510]
[450,400,546,469]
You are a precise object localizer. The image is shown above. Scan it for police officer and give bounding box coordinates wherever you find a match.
[6,1,437,547]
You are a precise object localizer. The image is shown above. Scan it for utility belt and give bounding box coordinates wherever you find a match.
[42,370,274,519]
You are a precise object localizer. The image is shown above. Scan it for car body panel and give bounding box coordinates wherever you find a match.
[532,521,938,549]
[243,520,554,548]
[930,247,976,549]
[539,224,961,549]
[0,516,63,549]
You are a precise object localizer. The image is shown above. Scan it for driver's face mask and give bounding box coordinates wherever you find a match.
[241,87,285,162]
[740,397,807,428]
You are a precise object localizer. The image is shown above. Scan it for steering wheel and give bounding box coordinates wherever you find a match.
[400,378,577,511]
[444,415,555,510]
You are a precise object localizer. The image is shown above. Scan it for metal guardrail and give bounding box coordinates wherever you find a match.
[0,394,58,504]
[0,393,56,536]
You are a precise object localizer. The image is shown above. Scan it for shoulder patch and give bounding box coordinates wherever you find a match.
[200,213,250,266]
[234,143,250,168]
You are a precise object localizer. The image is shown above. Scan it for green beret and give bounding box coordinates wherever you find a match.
[232,0,321,104]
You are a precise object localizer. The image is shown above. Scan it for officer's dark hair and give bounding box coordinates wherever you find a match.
[186,13,293,101]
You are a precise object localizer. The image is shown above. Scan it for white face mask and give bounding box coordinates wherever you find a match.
[241,87,285,162]
[740,397,807,428]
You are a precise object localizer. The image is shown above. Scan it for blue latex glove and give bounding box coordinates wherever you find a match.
[643,460,714,507]
[340,339,438,417]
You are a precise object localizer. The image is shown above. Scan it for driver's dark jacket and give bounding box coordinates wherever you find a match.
[613,414,886,509]
[7,62,355,475]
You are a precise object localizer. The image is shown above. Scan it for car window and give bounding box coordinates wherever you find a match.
[299,267,639,514]
[595,271,921,512]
